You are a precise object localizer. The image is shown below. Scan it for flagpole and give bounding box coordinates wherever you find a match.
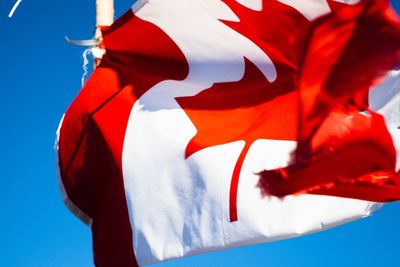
[95,0,114,66]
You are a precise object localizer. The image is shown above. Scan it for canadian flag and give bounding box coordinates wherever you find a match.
[57,0,400,266]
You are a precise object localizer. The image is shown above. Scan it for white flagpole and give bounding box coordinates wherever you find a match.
[95,0,114,66]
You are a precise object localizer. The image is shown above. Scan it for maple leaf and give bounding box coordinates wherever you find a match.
[219,0,355,73]
[175,0,318,222]
[220,0,310,68]
[177,0,385,222]
[176,58,297,221]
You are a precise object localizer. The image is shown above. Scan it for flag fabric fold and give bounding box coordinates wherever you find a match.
[57,0,400,266]
[259,0,400,202]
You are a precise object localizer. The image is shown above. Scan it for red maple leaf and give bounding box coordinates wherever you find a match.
[175,0,371,222]
[175,0,317,222]
[177,58,297,222]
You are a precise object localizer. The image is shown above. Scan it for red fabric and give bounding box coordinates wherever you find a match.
[259,0,400,202]
[58,11,188,267]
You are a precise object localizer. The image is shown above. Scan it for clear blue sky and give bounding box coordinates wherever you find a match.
[0,1,399,266]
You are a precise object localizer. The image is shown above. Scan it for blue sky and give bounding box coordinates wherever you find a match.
[0,1,399,266]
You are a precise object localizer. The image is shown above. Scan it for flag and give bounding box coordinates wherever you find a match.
[57,0,400,266]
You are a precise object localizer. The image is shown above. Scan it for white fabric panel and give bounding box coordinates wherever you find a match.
[334,0,361,4]
[236,0,263,11]
[122,1,380,265]
[277,0,331,20]
[370,70,400,171]
[277,0,361,20]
